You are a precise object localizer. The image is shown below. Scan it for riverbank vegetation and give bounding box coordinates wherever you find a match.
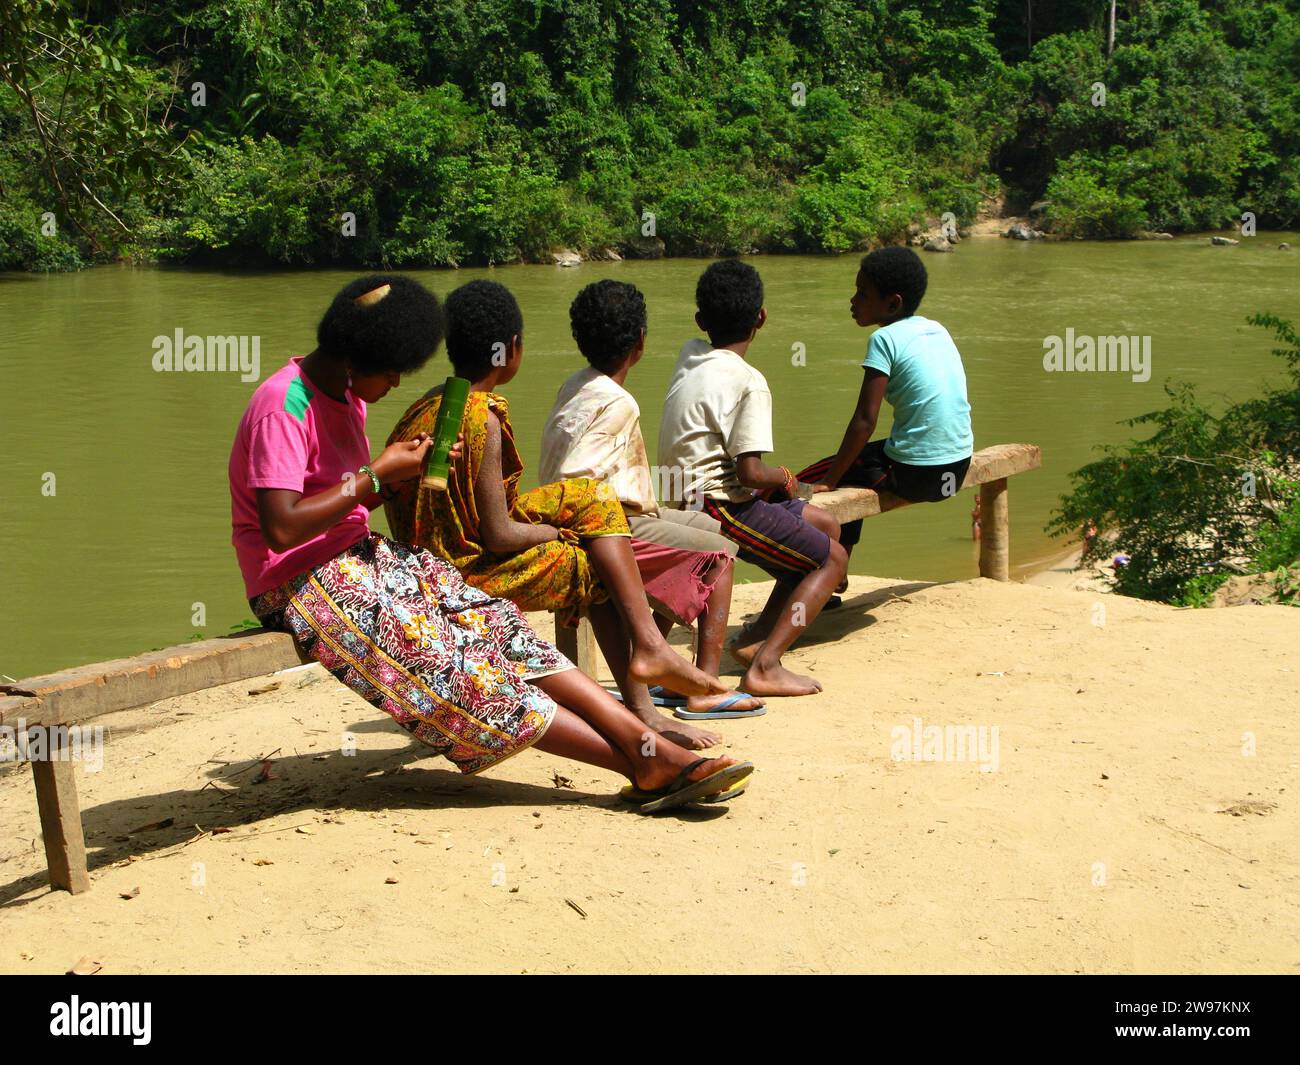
[1051,314,1300,606]
[3,1,1298,270]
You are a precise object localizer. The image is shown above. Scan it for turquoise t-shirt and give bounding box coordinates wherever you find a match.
[863,315,973,466]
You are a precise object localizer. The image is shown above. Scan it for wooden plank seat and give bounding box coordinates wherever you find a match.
[4,630,309,895]
[554,443,1042,676]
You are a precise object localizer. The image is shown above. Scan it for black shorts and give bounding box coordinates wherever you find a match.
[798,441,971,548]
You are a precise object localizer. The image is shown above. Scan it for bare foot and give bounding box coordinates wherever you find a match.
[684,690,766,715]
[726,621,767,668]
[628,642,727,698]
[629,704,722,750]
[741,661,823,697]
[632,747,741,794]
[727,637,760,668]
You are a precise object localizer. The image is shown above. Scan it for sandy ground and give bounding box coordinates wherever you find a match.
[1025,545,1115,594]
[2,575,1297,974]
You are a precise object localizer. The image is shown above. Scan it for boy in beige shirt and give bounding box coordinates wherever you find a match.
[542,280,764,722]
[658,260,847,698]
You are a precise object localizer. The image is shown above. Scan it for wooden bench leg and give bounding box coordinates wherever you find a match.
[553,612,601,679]
[31,754,91,894]
[978,477,1010,581]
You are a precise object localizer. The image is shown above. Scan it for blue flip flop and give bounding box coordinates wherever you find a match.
[672,691,766,720]
[604,685,687,708]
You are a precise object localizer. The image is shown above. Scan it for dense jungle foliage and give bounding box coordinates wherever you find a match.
[2,0,1298,270]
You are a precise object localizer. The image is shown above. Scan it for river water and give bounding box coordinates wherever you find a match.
[3,236,1297,676]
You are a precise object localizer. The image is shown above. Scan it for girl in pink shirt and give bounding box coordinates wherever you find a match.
[229,274,751,812]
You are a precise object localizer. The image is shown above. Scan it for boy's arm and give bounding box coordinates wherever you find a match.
[735,453,797,493]
[727,386,796,495]
[815,369,888,491]
[477,411,560,553]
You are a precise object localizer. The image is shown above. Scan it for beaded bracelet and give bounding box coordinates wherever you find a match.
[358,464,381,496]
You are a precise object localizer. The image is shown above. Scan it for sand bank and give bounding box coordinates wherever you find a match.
[2,576,1296,974]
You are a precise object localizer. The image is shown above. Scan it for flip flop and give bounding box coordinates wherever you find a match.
[603,685,687,708]
[619,772,751,806]
[672,691,767,720]
[636,759,755,815]
[648,685,687,708]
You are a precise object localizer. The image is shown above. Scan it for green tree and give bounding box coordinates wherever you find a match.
[0,0,194,264]
[1050,315,1300,604]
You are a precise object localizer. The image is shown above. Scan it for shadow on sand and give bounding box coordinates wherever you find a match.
[1,729,728,905]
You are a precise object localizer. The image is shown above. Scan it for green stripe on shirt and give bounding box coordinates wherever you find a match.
[284,376,313,422]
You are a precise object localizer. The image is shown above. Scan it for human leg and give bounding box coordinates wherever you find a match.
[703,498,844,696]
[533,668,745,794]
[585,598,723,750]
[626,514,762,713]
[584,533,727,699]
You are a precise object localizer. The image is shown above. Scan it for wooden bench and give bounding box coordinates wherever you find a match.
[809,441,1042,580]
[11,444,1037,895]
[554,443,1042,675]
[4,631,310,894]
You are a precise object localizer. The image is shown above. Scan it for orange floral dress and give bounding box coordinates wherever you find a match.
[385,388,629,623]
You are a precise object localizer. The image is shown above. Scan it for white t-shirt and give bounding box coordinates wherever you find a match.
[656,338,773,504]
[539,367,658,516]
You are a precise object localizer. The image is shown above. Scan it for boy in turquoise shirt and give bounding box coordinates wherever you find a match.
[801,246,974,564]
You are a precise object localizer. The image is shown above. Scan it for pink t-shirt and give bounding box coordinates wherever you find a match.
[229,357,372,598]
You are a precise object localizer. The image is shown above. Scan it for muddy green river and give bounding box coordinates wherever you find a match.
[3,235,1297,676]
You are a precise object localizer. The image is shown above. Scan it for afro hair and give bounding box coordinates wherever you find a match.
[859,246,928,317]
[316,274,445,376]
[695,259,764,346]
[443,280,523,380]
[569,280,647,373]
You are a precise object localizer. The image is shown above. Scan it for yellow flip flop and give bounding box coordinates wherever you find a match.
[619,765,753,809]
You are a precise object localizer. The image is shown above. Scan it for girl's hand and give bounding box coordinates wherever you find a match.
[448,432,465,465]
[372,434,432,483]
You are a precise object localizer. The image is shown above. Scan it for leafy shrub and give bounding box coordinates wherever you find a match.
[1051,315,1300,603]
[0,192,85,271]
[1045,153,1148,238]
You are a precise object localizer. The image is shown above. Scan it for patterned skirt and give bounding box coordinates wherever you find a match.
[466,477,631,626]
[250,533,572,774]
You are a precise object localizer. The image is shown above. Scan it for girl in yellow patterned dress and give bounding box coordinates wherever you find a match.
[386,280,731,750]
